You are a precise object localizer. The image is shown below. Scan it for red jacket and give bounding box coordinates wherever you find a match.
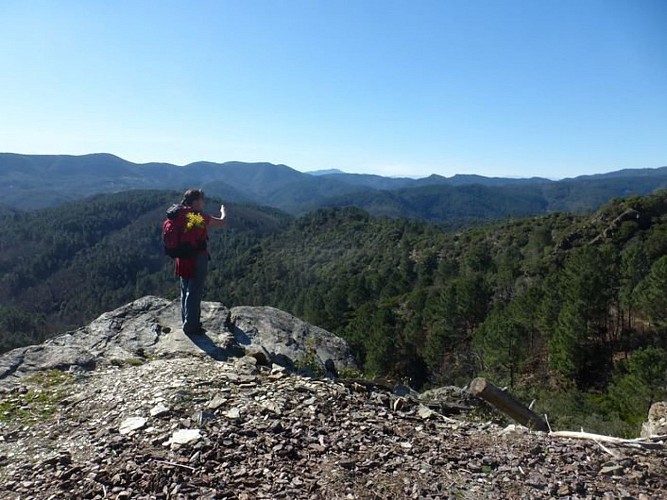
[174,207,211,279]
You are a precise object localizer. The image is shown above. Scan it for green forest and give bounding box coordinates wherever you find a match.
[1,189,667,436]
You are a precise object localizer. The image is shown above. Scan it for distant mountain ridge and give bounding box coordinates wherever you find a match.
[1,152,666,222]
[316,171,555,193]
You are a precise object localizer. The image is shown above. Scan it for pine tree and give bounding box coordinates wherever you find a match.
[638,255,667,330]
[619,245,649,334]
[607,347,667,426]
[473,306,529,387]
[364,303,398,376]
[550,246,617,384]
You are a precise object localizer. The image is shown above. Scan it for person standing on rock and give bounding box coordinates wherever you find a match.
[165,189,226,335]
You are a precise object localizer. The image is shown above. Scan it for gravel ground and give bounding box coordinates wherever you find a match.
[1,356,666,499]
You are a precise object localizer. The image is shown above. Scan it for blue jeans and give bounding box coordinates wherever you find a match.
[180,253,209,333]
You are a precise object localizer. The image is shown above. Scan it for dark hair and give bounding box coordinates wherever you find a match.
[180,188,204,206]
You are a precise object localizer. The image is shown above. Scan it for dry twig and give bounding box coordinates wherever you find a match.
[549,430,665,450]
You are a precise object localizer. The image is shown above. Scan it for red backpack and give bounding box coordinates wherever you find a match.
[162,204,196,259]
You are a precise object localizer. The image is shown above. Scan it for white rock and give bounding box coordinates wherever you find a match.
[170,429,201,446]
[261,401,282,415]
[189,451,201,464]
[498,424,529,436]
[222,407,241,419]
[150,403,170,417]
[418,404,436,419]
[207,395,227,410]
[119,417,147,435]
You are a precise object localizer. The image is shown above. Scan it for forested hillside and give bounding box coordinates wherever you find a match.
[1,189,667,435]
[0,191,290,348]
[313,183,549,224]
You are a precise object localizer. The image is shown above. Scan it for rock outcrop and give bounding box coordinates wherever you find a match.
[228,305,354,371]
[0,296,356,388]
[642,401,667,438]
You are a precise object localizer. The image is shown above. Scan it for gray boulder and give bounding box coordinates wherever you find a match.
[228,306,355,372]
[641,401,667,438]
[0,296,356,388]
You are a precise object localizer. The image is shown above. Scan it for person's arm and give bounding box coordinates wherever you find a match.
[207,204,227,228]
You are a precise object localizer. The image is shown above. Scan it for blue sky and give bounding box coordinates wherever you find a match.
[1,0,665,178]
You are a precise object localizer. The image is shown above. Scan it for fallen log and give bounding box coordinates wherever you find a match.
[468,377,549,432]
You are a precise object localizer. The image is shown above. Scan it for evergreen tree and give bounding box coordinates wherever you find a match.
[637,255,667,331]
[607,347,667,426]
[550,246,617,385]
[473,305,529,387]
[364,303,398,376]
[619,245,649,334]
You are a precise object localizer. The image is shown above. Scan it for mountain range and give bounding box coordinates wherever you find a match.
[2,152,667,224]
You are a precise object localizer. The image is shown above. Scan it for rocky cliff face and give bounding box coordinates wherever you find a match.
[1,297,666,499]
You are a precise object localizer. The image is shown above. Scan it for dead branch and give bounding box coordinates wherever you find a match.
[549,430,665,450]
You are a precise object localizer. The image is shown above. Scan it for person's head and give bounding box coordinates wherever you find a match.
[181,188,205,211]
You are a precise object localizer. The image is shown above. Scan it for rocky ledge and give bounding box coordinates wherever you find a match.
[0,296,356,388]
[1,298,666,499]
